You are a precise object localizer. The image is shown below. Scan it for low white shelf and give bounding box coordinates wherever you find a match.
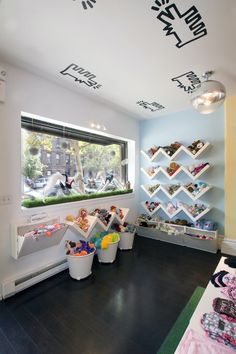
[11,217,68,259]
[136,222,218,253]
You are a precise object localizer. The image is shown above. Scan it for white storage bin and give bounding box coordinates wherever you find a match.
[67,250,95,280]
[119,232,135,250]
[97,238,120,263]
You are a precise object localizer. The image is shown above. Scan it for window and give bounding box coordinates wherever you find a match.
[21,116,129,207]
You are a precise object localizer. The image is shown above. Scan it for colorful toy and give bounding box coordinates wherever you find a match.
[23,223,62,239]
[147,166,158,176]
[184,181,208,196]
[166,201,178,215]
[65,240,95,256]
[166,162,180,176]
[188,140,205,155]
[188,162,209,176]
[186,203,207,217]
[91,232,119,249]
[194,219,217,231]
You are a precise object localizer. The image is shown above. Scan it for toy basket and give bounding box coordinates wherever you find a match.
[67,249,95,280]
[97,237,120,263]
[118,232,135,250]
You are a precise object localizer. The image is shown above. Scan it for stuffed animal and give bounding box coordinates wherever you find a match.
[145,201,159,212]
[166,162,180,176]
[163,141,182,156]
[110,205,124,219]
[74,208,89,232]
[188,163,209,176]
[147,166,158,176]
[188,140,205,155]
[147,145,159,157]
[167,184,181,195]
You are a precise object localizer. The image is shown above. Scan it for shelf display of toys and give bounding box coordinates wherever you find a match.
[145,201,160,212]
[66,208,98,238]
[110,205,124,220]
[65,240,96,280]
[148,183,160,195]
[91,232,120,263]
[90,208,113,229]
[141,140,210,162]
[11,217,68,259]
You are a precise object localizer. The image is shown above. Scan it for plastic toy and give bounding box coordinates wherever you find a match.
[65,240,95,256]
[188,140,205,155]
[23,223,62,239]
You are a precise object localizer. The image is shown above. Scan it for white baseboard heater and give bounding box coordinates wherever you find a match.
[1,258,68,299]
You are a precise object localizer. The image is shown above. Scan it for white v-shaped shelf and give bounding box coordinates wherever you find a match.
[141,183,212,201]
[141,164,211,181]
[141,142,211,162]
[141,202,212,222]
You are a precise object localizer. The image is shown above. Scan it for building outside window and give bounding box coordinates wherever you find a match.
[21,116,129,207]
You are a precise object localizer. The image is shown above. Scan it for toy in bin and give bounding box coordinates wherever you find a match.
[65,240,95,256]
[23,223,63,239]
[194,219,217,231]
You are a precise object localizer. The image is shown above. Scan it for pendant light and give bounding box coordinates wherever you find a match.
[191,71,226,114]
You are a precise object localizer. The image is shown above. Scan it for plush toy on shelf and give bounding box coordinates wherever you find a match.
[188,140,205,155]
[90,208,112,226]
[166,162,181,176]
[74,208,89,232]
[166,201,178,215]
[186,203,207,217]
[147,166,159,177]
[166,184,181,195]
[145,201,160,212]
[110,205,124,220]
[185,181,208,196]
[147,145,159,157]
[163,141,182,156]
[148,183,160,194]
[188,162,209,176]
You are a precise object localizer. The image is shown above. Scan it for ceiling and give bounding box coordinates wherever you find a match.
[0,0,236,120]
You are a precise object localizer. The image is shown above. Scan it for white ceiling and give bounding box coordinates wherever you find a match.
[0,0,236,119]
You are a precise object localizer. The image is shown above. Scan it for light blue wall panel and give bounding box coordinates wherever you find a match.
[139,107,225,234]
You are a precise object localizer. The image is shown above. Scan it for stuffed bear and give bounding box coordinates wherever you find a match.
[166,162,180,176]
[188,140,205,155]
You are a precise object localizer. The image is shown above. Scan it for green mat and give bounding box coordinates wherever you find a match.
[157,286,205,354]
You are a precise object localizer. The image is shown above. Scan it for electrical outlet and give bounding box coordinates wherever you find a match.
[0,195,12,205]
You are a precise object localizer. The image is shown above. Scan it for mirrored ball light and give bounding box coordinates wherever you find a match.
[191,80,226,114]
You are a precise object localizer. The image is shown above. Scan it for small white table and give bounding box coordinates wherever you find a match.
[174,256,234,353]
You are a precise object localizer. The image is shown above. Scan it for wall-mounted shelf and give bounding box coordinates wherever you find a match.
[113,208,130,225]
[141,142,211,162]
[141,183,212,201]
[11,217,68,259]
[141,164,211,181]
[67,215,98,238]
[140,202,212,222]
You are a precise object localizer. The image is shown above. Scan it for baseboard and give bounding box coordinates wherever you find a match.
[221,238,236,256]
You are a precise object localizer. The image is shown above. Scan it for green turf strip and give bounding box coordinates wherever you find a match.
[157,286,205,354]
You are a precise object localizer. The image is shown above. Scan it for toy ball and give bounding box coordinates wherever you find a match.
[45,231,52,237]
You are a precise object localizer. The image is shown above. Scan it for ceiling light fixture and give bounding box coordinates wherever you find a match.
[191,71,226,114]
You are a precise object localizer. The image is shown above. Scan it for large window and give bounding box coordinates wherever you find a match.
[21,116,129,207]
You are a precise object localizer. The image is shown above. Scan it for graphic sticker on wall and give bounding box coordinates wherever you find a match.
[60,64,102,90]
[151,0,207,48]
[137,100,165,112]
[171,71,201,94]
[73,0,97,10]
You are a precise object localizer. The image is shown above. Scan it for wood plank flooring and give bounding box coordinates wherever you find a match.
[0,236,221,354]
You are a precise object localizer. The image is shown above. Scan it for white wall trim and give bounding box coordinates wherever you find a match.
[221,238,236,256]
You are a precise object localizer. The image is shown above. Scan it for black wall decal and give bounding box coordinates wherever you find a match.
[171,71,201,94]
[60,64,102,90]
[137,100,165,112]
[73,0,97,10]
[151,1,207,48]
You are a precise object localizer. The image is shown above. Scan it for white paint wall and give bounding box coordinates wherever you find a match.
[0,62,139,296]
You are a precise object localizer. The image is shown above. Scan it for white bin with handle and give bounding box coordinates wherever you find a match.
[67,250,95,280]
[97,237,120,263]
[119,232,135,250]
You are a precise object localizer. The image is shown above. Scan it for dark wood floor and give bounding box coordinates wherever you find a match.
[0,236,221,354]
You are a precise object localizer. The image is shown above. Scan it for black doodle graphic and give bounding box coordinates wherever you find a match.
[73,0,97,10]
[171,71,201,94]
[60,64,102,90]
[151,1,207,48]
[137,100,165,112]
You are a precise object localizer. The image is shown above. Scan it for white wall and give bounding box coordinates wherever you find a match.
[0,62,139,296]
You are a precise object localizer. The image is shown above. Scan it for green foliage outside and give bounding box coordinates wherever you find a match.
[22,153,46,180]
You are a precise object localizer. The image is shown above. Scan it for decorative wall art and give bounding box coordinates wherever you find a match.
[151,1,207,48]
[137,100,165,112]
[60,63,102,89]
[171,71,201,94]
[73,0,97,10]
